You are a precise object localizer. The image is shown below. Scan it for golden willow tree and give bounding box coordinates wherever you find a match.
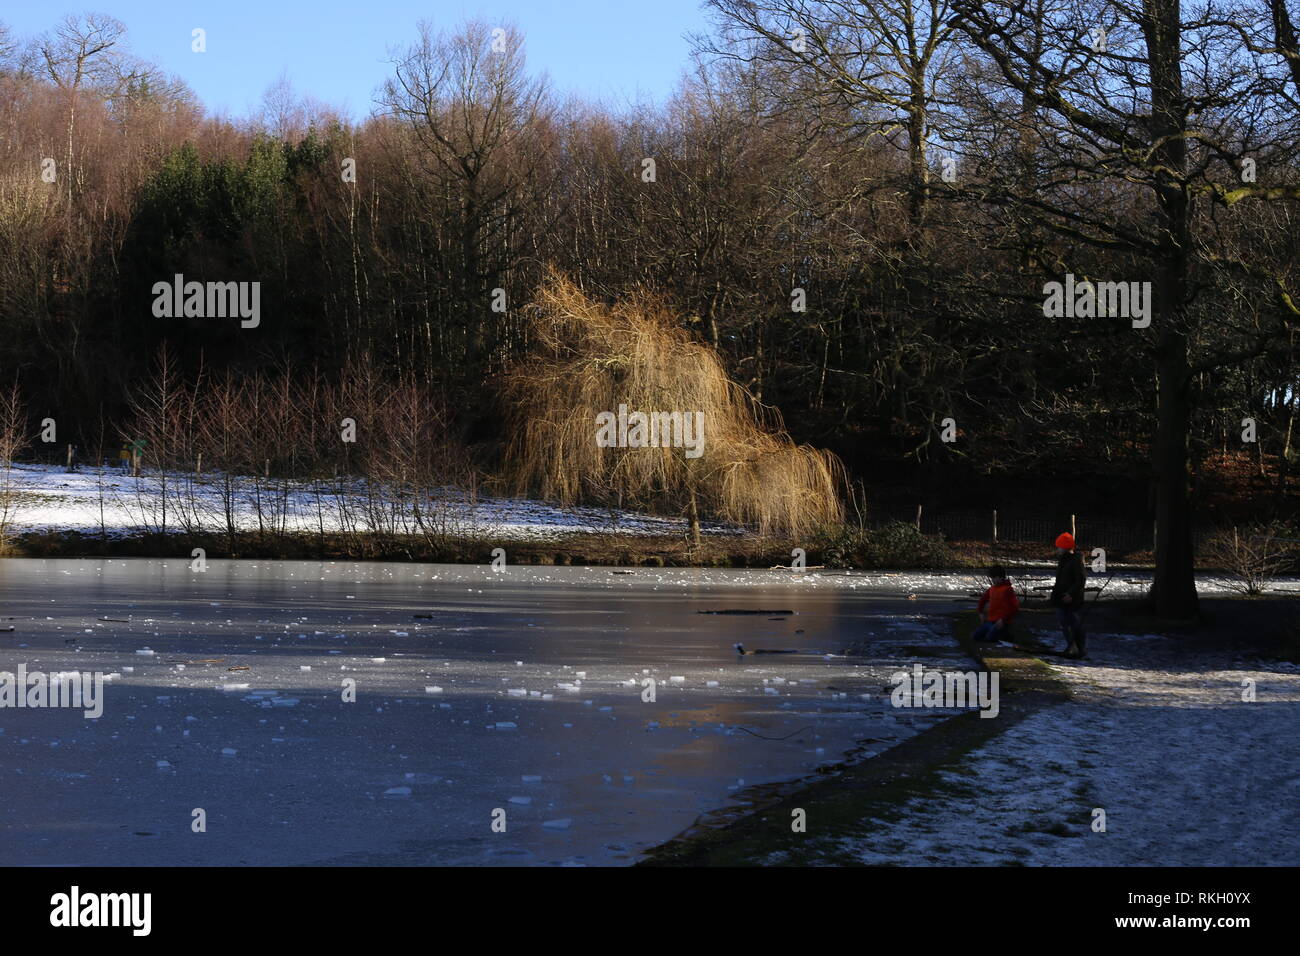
[503,272,844,540]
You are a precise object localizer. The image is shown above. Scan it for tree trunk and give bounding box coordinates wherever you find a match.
[1146,0,1199,618]
[1152,344,1199,616]
[906,94,929,225]
[688,485,701,547]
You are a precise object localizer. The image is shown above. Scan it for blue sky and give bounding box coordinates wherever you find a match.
[3,1,713,119]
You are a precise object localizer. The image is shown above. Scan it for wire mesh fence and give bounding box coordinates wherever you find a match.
[871,506,1214,551]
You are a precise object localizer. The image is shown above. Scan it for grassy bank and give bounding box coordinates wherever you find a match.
[3,519,991,569]
[5,528,818,568]
[6,526,1270,576]
[637,612,1073,866]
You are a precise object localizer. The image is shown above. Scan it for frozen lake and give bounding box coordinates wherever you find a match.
[0,559,973,866]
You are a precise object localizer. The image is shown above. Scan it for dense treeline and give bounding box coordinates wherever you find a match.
[1,7,1298,612]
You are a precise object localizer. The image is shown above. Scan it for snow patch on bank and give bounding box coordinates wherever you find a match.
[0,462,729,541]
[812,632,1300,866]
[4,464,1298,601]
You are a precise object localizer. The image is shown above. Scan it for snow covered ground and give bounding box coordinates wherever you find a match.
[0,462,726,540]
[814,628,1300,866]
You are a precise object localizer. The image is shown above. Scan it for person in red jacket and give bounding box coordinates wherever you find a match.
[973,565,1019,642]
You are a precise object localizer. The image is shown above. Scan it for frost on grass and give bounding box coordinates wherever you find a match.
[826,633,1300,866]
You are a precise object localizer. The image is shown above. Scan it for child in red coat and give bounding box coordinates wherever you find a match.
[974,566,1019,642]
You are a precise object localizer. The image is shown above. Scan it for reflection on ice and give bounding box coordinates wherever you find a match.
[0,559,974,866]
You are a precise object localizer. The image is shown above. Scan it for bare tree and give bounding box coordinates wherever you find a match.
[701,0,958,225]
[1268,0,1300,97]
[30,13,131,200]
[1203,520,1299,594]
[0,21,18,70]
[0,383,29,550]
[950,0,1300,616]
[380,20,552,368]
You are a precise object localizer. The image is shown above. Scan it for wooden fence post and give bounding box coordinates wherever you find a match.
[915,504,923,532]
[992,509,998,544]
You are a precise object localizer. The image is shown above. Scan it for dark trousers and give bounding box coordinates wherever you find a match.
[1057,605,1085,652]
